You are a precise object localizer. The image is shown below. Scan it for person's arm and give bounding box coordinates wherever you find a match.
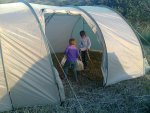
[87,37,91,50]
[64,46,69,57]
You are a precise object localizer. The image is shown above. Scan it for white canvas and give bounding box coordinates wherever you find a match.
[0,3,65,111]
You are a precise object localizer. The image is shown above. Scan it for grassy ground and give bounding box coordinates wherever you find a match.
[2,48,150,113]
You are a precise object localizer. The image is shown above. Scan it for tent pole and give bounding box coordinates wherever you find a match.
[45,13,55,26]
[102,5,145,76]
[21,0,63,103]
[82,17,84,30]
[74,6,109,86]
[0,35,14,110]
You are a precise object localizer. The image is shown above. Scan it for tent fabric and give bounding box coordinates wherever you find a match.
[0,2,145,112]
[35,5,144,85]
[79,6,144,85]
[0,3,65,112]
[45,14,81,52]
[0,41,12,112]
[36,5,108,84]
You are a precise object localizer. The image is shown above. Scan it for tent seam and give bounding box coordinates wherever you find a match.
[45,13,56,26]
[0,34,14,110]
[98,5,145,76]
[73,6,109,86]
[21,0,62,103]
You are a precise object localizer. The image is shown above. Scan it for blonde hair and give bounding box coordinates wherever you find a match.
[69,38,76,45]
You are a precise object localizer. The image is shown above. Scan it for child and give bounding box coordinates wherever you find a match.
[63,38,79,81]
[79,30,91,70]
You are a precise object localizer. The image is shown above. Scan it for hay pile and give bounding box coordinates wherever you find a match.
[51,51,103,85]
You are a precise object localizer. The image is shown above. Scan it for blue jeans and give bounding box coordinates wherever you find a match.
[63,61,77,81]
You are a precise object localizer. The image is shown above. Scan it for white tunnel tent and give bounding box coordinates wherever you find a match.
[0,2,146,112]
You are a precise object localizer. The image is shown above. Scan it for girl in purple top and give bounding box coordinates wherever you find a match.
[63,38,79,81]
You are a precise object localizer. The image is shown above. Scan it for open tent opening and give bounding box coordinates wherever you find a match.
[44,13,104,85]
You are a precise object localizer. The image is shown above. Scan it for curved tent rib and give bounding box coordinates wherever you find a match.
[21,0,63,103]
[0,35,13,111]
[41,6,108,85]
[0,2,146,112]
[106,6,145,58]
[33,4,144,86]
[80,6,144,85]
[72,6,108,86]
[0,2,66,112]
[109,6,145,77]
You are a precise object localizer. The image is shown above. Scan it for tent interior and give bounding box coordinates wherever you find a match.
[44,13,104,84]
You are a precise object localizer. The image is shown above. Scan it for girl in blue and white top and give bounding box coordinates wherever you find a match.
[64,38,79,81]
[79,30,91,70]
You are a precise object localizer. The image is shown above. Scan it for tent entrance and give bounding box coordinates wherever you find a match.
[44,13,103,85]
